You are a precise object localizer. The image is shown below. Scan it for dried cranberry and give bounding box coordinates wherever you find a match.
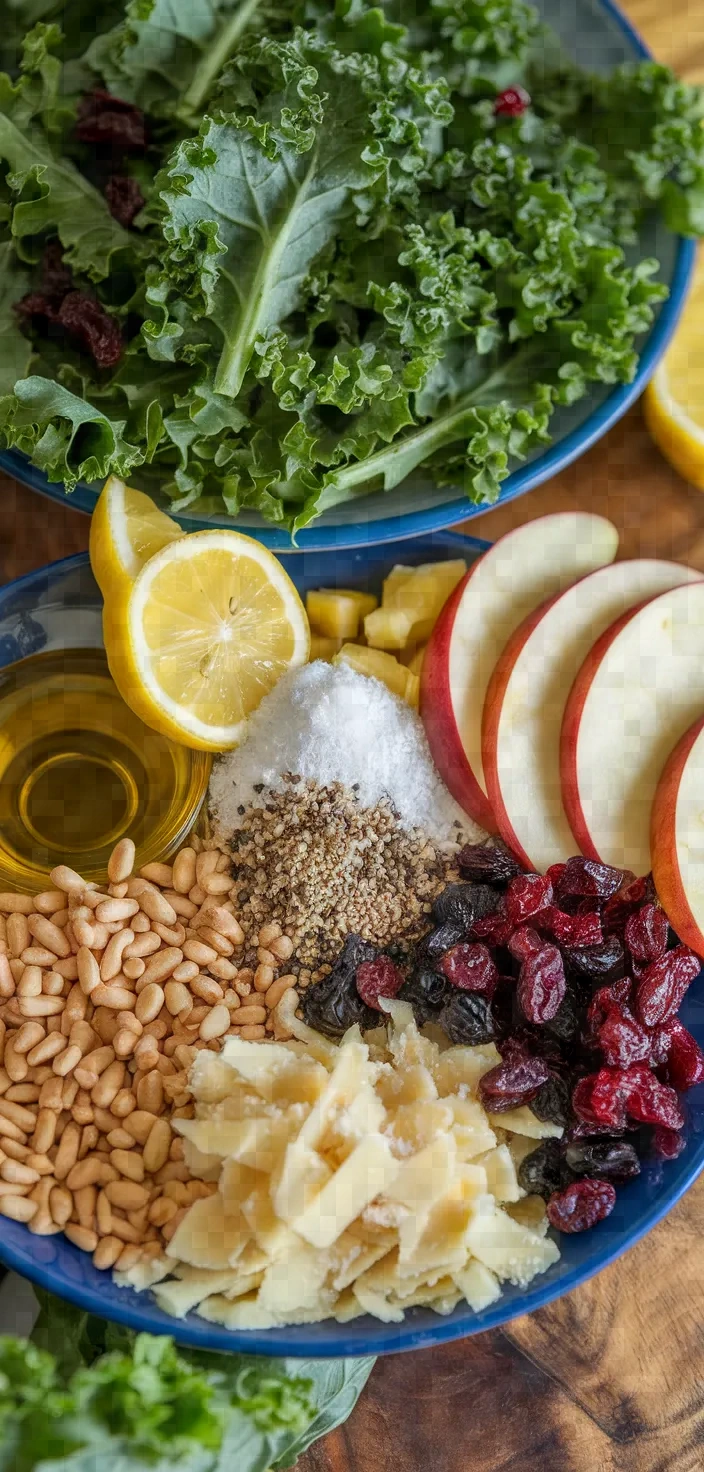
[661,1020,704,1091]
[624,902,668,964]
[611,976,632,1005]
[57,292,123,369]
[439,942,498,996]
[517,944,565,1024]
[494,84,531,118]
[649,1020,675,1069]
[572,1070,629,1130]
[541,906,602,948]
[75,89,146,151]
[517,1139,562,1199]
[457,841,524,886]
[531,1074,572,1127]
[356,955,404,1011]
[556,857,624,901]
[440,991,498,1046]
[634,945,700,1029]
[546,863,566,888]
[105,174,145,227]
[470,907,513,947]
[478,1051,550,1113]
[505,872,553,925]
[397,970,449,1024]
[566,936,626,983]
[14,291,58,328]
[564,1139,640,1182]
[547,1178,616,1233]
[623,1063,684,1130]
[597,1001,651,1069]
[652,1126,686,1160]
[508,926,543,961]
[41,240,73,301]
[602,875,653,934]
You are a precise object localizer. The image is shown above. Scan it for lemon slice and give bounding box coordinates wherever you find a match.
[644,249,704,489]
[90,476,185,600]
[103,530,310,749]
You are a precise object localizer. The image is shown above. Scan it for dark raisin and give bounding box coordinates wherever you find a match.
[301,934,378,1037]
[457,841,524,886]
[661,1020,704,1091]
[517,1139,562,1199]
[547,1178,616,1232]
[105,174,145,226]
[544,983,580,1042]
[75,89,147,151]
[634,945,700,1029]
[556,857,624,901]
[566,936,625,983]
[57,292,123,369]
[440,942,498,996]
[432,882,500,931]
[478,1051,550,1113]
[41,240,73,301]
[505,872,553,926]
[652,1126,686,1160]
[416,921,466,966]
[14,292,58,328]
[397,970,449,1024]
[531,1074,572,1127]
[517,944,566,1024]
[564,1139,640,1182]
[356,956,404,1011]
[440,991,498,1046]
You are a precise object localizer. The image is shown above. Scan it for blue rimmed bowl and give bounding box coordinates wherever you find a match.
[0,532,702,1357]
[0,0,696,553]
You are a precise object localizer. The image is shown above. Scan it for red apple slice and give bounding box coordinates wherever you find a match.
[561,581,704,875]
[482,560,700,871]
[652,716,704,956]
[421,512,619,831]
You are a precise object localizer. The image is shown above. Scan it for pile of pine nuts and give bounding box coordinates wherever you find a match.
[0,836,299,1275]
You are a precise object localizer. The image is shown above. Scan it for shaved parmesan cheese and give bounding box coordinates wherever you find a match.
[487,1107,563,1139]
[294,1133,400,1249]
[453,1260,502,1312]
[465,1207,560,1286]
[165,1194,248,1270]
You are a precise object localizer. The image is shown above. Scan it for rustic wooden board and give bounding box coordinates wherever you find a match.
[1,2,704,1466]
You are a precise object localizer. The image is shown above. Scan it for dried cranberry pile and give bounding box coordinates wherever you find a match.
[301,844,704,1234]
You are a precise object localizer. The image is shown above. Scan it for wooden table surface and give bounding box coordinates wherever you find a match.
[2,2,704,1467]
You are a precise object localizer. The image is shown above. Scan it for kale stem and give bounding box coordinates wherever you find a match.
[184,0,262,114]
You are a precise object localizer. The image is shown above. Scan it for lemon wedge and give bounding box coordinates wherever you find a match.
[103,530,310,750]
[644,249,704,489]
[90,476,185,600]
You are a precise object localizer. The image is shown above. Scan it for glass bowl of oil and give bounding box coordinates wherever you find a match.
[0,553,211,891]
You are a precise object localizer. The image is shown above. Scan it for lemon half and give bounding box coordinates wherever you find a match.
[103,530,310,750]
[90,476,185,601]
[644,248,704,489]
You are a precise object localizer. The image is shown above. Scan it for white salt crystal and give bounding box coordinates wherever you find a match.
[209,660,486,844]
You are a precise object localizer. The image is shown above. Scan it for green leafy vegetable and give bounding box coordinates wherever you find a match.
[0,1285,374,1470]
[0,0,703,533]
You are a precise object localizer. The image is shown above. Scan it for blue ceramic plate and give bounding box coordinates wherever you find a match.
[0,0,696,553]
[0,533,702,1358]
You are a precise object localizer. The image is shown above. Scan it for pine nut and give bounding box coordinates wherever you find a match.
[8,915,30,958]
[53,1043,82,1077]
[195,850,219,885]
[138,861,172,887]
[4,1041,27,1081]
[78,1124,99,1159]
[0,955,14,1000]
[95,898,139,924]
[131,913,151,933]
[202,873,233,896]
[22,947,58,967]
[0,1196,36,1221]
[133,1036,159,1071]
[112,1089,137,1118]
[153,921,185,947]
[39,1075,63,1110]
[108,883,129,898]
[188,884,206,905]
[239,1025,267,1040]
[69,1020,97,1054]
[232,1004,267,1026]
[136,1071,163,1114]
[54,1121,81,1180]
[254,964,275,992]
[163,892,198,920]
[19,996,63,1018]
[223,989,240,1010]
[135,983,165,1025]
[96,1190,112,1235]
[43,971,66,995]
[28,915,70,958]
[72,918,96,948]
[123,933,161,959]
[197,927,234,957]
[65,1222,97,1253]
[113,1028,138,1059]
[198,1004,230,1041]
[0,894,33,914]
[66,1157,103,1190]
[138,889,177,927]
[149,1195,177,1226]
[91,985,135,1011]
[109,1216,140,1244]
[123,1110,158,1145]
[93,1235,123,1270]
[77,947,101,996]
[100,929,135,981]
[91,1060,125,1108]
[141,949,183,986]
[73,1184,97,1230]
[116,1243,143,1270]
[269,934,294,961]
[208,957,238,982]
[106,1127,136,1149]
[105,1179,149,1211]
[143,1117,172,1174]
[183,939,217,966]
[111,1148,144,1183]
[50,866,86,893]
[13,1021,44,1055]
[172,848,197,894]
[72,1090,94,1126]
[53,957,79,980]
[32,1108,57,1153]
[164,981,191,1016]
[18,965,42,997]
[0,1098,36,1132]
[123,957,146,980]
[1,1159,39,1185]
[264,975,297,1010]
[108,838,136,884]
[192,975,223,1005]
[34,891,65,916]
[257,947,277,967]
[257,921,282,947]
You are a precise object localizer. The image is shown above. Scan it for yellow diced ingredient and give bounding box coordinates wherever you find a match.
[335,589,378,619]
[382,565,415,605]
[306,590,363,639]
[383,559,467,620]
[309,635,343,662]
[364,607,416,650]
[333,644,418,706]
[400,642,427,675]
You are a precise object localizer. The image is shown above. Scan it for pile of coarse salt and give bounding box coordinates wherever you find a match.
[209,659,485,844]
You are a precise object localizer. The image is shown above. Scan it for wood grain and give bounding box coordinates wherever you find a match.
[1,2,704,1469]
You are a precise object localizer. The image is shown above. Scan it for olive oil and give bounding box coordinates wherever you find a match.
[0,647,211,890]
